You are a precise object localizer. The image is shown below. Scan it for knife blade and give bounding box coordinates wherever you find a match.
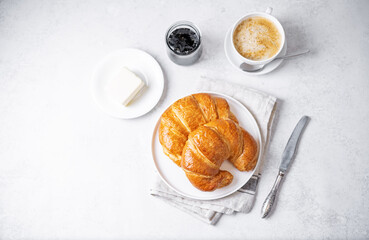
[261,116,309,218]
[280,116,309,172]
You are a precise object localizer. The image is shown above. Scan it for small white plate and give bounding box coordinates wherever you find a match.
[91,48,164,119]
[224,27,287,75]
[151,92,263,200]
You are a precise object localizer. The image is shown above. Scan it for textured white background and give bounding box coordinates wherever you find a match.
[1,0,369,239]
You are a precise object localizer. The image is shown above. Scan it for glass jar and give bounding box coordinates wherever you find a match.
[165,21,202,66]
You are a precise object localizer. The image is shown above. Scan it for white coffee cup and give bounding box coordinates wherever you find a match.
[230,7,286,66]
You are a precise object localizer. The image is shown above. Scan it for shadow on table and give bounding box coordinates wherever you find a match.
[269,16,313,75]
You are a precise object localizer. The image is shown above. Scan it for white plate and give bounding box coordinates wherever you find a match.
[91,48,164,119]
[151,92,263,200]
[224,27,287,75]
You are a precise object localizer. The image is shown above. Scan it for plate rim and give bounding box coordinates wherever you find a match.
[151,91,263,200]
[224,27,287,76]
[91,48,164,119]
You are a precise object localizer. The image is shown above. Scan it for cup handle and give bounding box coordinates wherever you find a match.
[265,7,273,15]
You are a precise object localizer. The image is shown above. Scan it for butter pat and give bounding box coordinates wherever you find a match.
[107,67,145,106]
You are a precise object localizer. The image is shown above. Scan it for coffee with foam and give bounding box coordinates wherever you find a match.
[233,17,282,61]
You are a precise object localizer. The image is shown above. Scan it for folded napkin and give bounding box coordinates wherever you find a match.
[150,77,277,225]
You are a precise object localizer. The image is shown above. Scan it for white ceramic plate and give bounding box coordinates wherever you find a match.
[151,92,263,200]
[224,27,287,75]
[91,48,164,119]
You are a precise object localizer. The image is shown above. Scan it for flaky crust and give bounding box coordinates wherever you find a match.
[159,93,258,191]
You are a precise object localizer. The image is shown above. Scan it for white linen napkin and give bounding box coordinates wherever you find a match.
[150,77,277,225]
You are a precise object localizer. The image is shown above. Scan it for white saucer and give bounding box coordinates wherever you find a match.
[151,92,263,200]
[224,27,287,75]
[91,48,164,119]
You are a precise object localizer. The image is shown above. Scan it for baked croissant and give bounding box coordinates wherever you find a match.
[159,93,258,191]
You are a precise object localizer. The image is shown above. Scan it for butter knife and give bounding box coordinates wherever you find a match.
[261,116,309,218]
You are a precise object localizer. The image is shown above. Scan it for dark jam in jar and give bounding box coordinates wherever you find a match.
[167,28,200,55]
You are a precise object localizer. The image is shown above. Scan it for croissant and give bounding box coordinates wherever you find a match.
[159,93,258,191]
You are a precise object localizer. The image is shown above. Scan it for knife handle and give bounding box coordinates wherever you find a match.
[261,171,285,218]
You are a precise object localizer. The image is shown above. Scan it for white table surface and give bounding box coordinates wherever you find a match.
[1,0,368,239]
